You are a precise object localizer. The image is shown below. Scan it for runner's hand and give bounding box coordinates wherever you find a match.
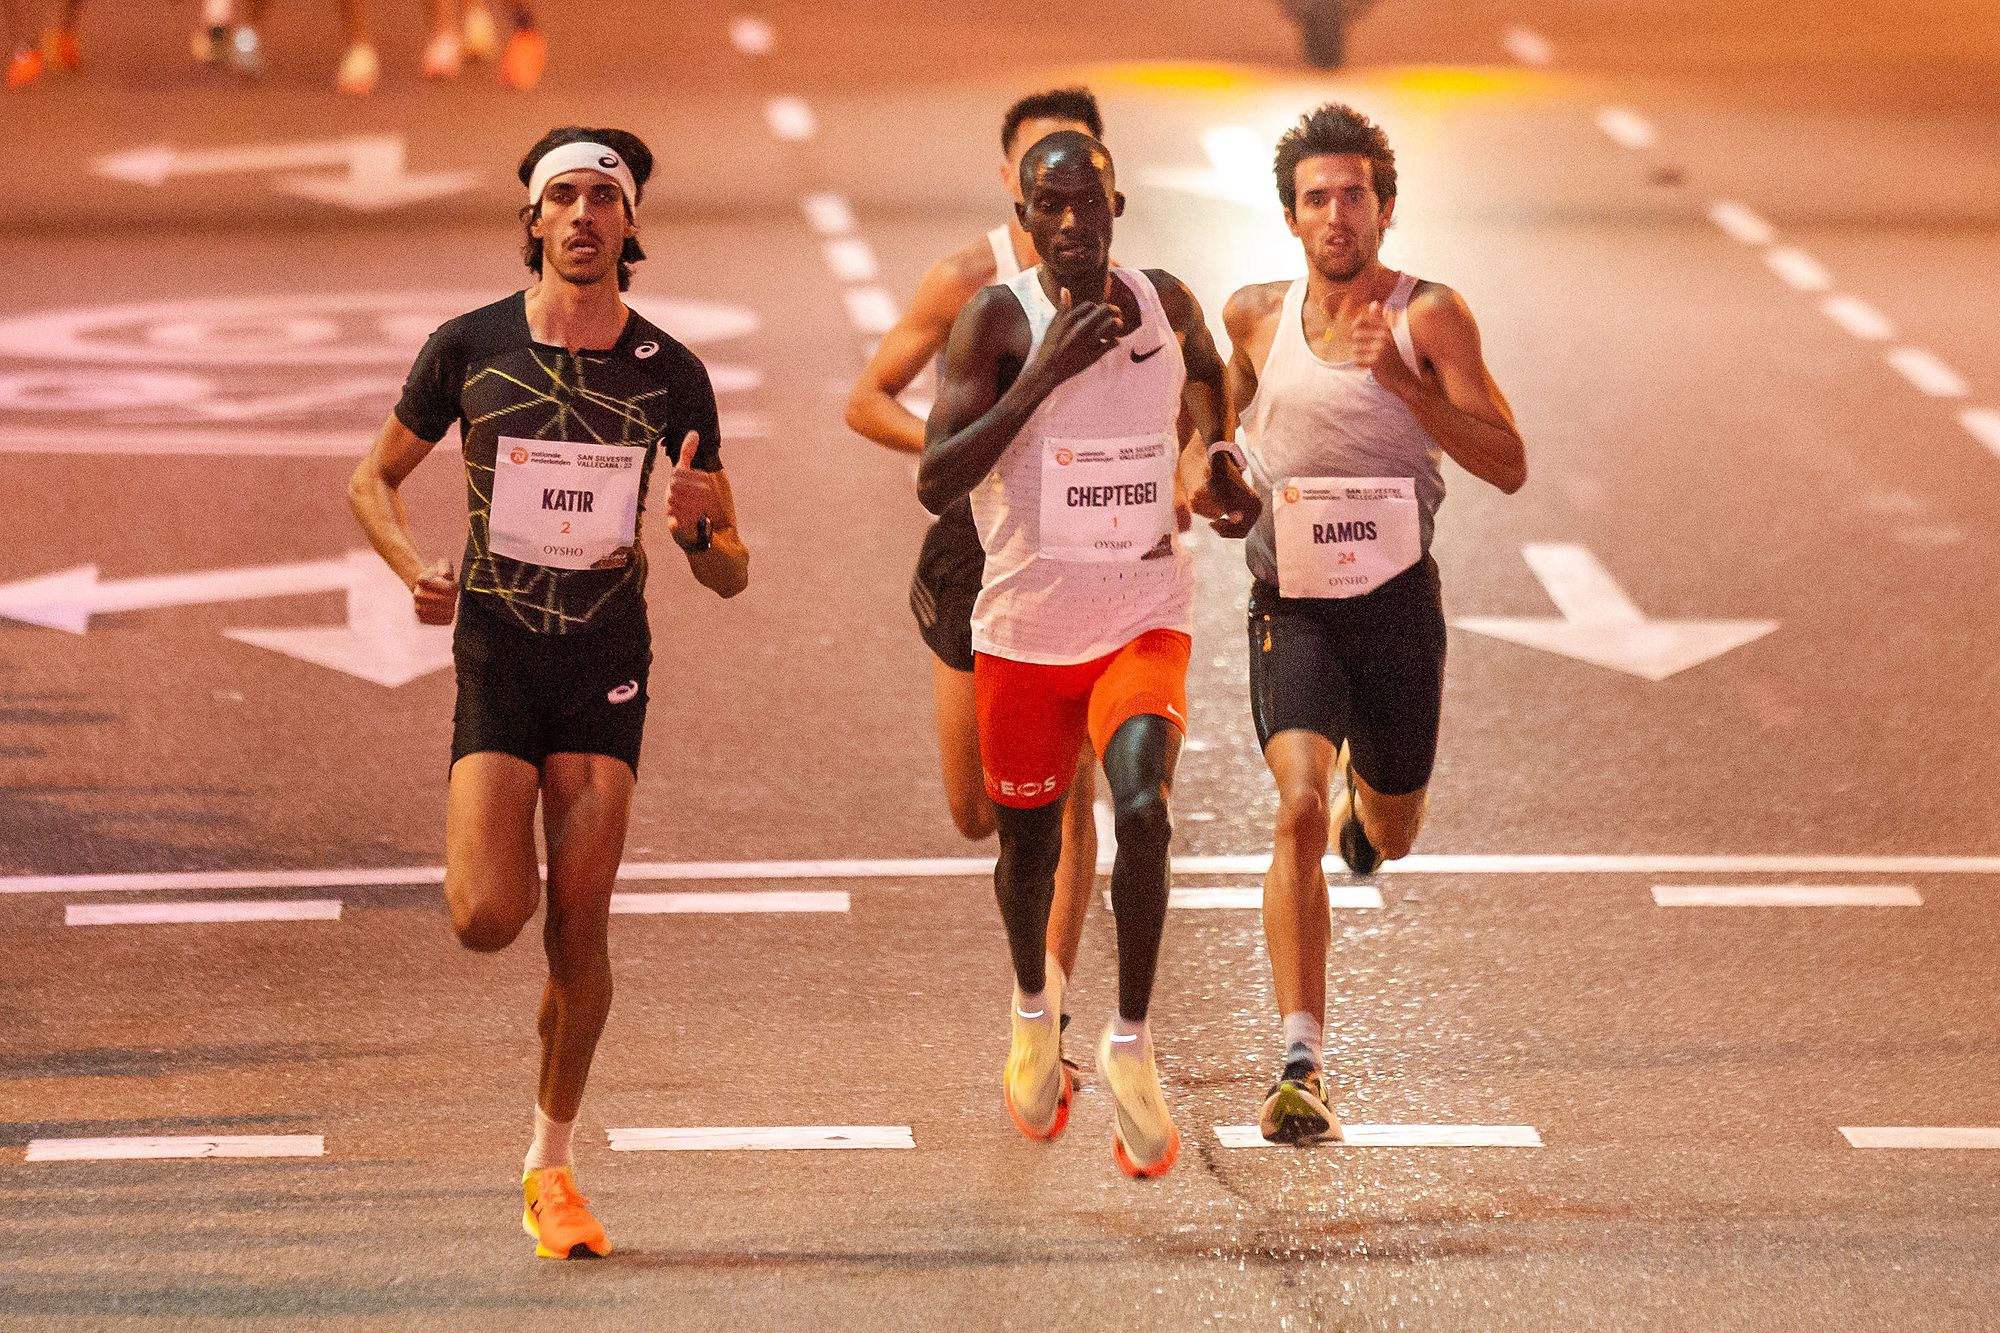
[666,430,720,545]
[1028,286,1125,389]
[411,558,456,625]
[1341,294,1419,397]
[1173,467,1194,533]
[1203,453,1261,539]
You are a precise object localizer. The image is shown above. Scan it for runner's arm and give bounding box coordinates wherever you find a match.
[1168,277,1260,537]
[348,416,457,623]
[844,256,985,454]
[681,464,750,598]
[1395,285,1527,494]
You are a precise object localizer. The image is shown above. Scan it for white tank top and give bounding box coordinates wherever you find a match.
[986,224,1022,282]
[1238,273,1444,586]
[969,267,1193,664]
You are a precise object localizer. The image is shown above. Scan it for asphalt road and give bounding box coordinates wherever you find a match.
[2,1,1998,1329]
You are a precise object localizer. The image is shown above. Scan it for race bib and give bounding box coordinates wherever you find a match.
[488,436,645,571]
[1039,433,1176,563]
[1274,477,1421,598]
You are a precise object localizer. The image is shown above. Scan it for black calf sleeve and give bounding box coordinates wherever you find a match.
[1102,714,1182,1022]
[992,797,1066,995]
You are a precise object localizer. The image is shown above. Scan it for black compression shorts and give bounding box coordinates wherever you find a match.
[1247,556,1446,797]
[909,499,985,674]
[451,596,652,774]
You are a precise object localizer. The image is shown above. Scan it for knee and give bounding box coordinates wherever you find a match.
[949,792,997,841]
[1113,789,1171,853]
[1368,818,1419,863]
[1274,786,1330,849]
[544,913,611,981]
[454,903,528,953]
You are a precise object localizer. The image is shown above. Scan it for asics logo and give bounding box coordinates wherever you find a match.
[607,680,639,704]
[634,340,659,359]
[598,154,620,169]
[1130,345,1164,363]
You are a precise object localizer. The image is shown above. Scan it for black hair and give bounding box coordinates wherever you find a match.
[1000,87,1104,154]
[517,126,655,291]
[1272,103,1397,214]
[1017,131,1114,199]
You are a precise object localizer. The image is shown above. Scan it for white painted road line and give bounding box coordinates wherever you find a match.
[763,96,817,141]
[728,15,773,54]
[1214,1124,1543,1149]
[1104,886,1382,910]
[1961,406,2000,459]
[1500,25,1553,66]
[609,890,848,914]
[65,899,343,926]
[1707,199,1776,246]
[1594,106,1657,150]
[801,192,855,236]
[26,1135,324,1162]
[1887,346,1970,398]
[842,287,899,335]
[1652,884,1921,907]
[608,1126,914,1152]
[1764,247,1832,292]
[822,237,879,283]
[1841,1127,2000,1150]
[12,854,2000,895]
[1821,294,1896,341]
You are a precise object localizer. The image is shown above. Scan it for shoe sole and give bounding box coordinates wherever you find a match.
[1111,1120,1181,1179]
[522,1206,612,1259]
[1259,1084,1337,1145]
[1004,1061,1073,1140]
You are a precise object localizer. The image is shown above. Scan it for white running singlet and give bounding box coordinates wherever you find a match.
[1238,272,1444,592]
[986,224,1022,283]
[969,268,1192,665]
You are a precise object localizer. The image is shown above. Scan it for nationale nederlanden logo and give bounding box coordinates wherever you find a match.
[1054,448,1075,466]
[510,447,530,465]
[1283,484,1301,504]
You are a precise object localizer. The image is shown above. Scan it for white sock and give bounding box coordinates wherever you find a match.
[1013,985,1050,1021]
[1106,1014,1148,1053]
[1282,1011,1323,1068]
[523,1105,575,1173]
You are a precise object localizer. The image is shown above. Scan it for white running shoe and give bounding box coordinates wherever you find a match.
[335,41,378,95]
[1003,989,1070,1140]
[1098,1026,1180,1178]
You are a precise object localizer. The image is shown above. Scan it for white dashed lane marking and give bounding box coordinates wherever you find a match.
[608,1126,915,1152]
[1841,1127,2000,1150]
[763,97,817,141]
[1887,347,1970,398]
[801,192,856,236]
[1105,886,1383,911]
[26,1135,325,1162]
[1213,1124,1544,1149]
[1500,25,1553,66]
[1651,885,1921,907]
[729,15,773,55]
[1594,106,1657,150]
[609,890,849,914]
[1764,247,1833,292]
[842,287,899,335]
[1960,407,2000,459]
[822,238,880,282]
[65,899,342,926]
[1821,294,1896,341]
[1707,199,1777,246]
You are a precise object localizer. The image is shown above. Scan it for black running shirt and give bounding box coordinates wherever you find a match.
[395,292,720,635]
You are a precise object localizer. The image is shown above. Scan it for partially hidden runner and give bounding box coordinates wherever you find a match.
[845,88,1110,1056]
[920,131,1258,1177]
[348,126,749,1256]
[1212,104,1525,1143]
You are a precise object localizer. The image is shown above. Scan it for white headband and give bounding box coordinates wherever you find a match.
[526,141,638,207]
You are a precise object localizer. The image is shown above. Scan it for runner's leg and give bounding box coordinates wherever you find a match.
[1349,768,1428,861]
[1100,714,1179,1021]
[534,752,632,1121]
[1046,753,1096,979]
[931,657,996,840]
[993,798,1066,994]
[1261,729,1337,1021]
[444,751,542,951]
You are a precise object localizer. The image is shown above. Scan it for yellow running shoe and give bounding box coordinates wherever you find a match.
[1258,1058,1342,1145]
[1003,996,1071,1140]
[521,1165,612,1259]
[1098,1026,1180,1178]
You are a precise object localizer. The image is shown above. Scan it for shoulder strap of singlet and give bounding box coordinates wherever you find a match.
[987,225,1022,282]
[1115,267,1169,332]
[1259,278,1309,378]
[1386,271,1419,371]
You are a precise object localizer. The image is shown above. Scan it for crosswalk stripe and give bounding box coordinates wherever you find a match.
[26,1135,324,1162]
[1651,885,1920,907]
[1840,1127,2000,1150]
[609,890,849,914]
[607,1126,914,1151]
[65,899,342,926]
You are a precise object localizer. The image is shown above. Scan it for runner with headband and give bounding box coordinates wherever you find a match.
[349,126,748,1258]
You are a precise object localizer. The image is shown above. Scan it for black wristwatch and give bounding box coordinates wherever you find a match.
[676,516,714,554]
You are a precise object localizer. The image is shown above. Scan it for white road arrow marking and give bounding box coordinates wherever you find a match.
[0,556,353,633]
[1452,543,1777,681]
[225,551,453,688]
[94,136,476,213]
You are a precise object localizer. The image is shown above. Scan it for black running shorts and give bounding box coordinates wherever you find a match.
[450,596,652,774]
[1247,556,1446,797]
[909,499,985,674]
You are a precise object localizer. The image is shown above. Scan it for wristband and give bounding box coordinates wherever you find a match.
[1206,438,1248,472]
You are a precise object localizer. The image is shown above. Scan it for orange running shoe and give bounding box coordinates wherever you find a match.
[6,47,42,90]
[41,27,80,72]
[498,21,545,91]
[521,1165,612,1259]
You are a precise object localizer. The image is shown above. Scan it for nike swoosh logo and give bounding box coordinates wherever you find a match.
[1131,345,1164,363]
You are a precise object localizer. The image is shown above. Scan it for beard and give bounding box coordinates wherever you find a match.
[1311,232,1372,283]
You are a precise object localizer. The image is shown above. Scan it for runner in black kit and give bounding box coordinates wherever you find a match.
[846,89,1111,1050]
[348,126,748,1258]
[1209,105,1524,1143]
